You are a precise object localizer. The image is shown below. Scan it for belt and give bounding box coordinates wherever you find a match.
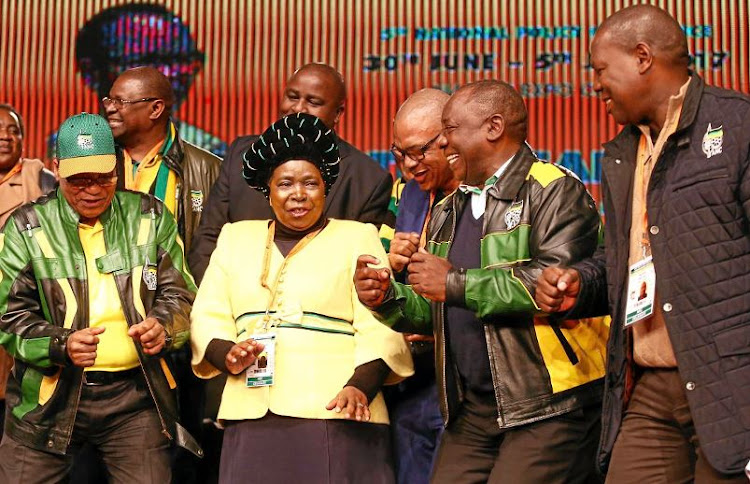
[83,368,141,386]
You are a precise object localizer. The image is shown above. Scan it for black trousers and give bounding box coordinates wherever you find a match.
[0,374,170,484]
[431,396,601,484]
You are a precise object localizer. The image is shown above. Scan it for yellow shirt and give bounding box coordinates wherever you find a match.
[628,79,690,368]
[123,139,178,215]
[79,221,139,371]
[190,219,414,424]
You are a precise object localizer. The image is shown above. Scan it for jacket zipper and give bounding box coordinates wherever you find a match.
[65,223,88,452]
[440,196,460,426]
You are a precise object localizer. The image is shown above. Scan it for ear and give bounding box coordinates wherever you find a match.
[149,100,167,121]
[332,102,345,128]
[634,42,653,74]
[486,114,505,142]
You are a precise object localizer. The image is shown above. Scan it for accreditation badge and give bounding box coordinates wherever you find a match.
[624,256,655,327]
[245,333,276,387]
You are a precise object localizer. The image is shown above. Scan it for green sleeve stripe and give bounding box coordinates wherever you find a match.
[0,332,53,368]
[464,268,537,318]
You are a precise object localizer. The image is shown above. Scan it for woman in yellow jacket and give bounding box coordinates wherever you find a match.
[190,113,413,483]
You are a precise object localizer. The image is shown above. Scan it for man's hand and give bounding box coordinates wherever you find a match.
[354,255,392,310]
[67,327,105,367]
[128,317,166,356]
[388,232,420,272]
[225,339,265,375]
[408,249,452,302]
[535,267,581,313]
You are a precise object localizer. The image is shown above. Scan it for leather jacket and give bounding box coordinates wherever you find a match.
[375,144,608,429]
[0,189,201,457]
[116,126,222,253]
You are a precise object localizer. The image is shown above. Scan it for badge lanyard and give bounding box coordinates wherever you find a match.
[258,221,322,332]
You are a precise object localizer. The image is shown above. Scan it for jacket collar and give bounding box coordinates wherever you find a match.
[603,72,703,158]
[57,187,115,227]
[487,143,537,201]
[115,120,185,182]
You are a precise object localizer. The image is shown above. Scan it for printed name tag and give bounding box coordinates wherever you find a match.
[624,256,655,328]
[246,333,276,387]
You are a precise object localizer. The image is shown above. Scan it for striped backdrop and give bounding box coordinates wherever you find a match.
[1,0,748,200]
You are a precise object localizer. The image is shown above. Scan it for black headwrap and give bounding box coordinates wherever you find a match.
[242,113,340,197]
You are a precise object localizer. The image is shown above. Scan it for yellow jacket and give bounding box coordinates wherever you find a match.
[191,219,414,424]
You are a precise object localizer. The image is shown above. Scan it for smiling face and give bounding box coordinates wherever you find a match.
[59,171,118,225]
[392,120,455,192]
[268,159,326,232]
[104,75,159,142]
[279,68,345,129]
[590,34,647,126]
[438,92,489,185]
[0,108,23,174]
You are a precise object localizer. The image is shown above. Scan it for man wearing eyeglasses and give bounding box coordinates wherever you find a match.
[104,66,220,254]
[0,113,200,483]
[384,88,459,484]
[104,65,220,482]
[356,81,607,483]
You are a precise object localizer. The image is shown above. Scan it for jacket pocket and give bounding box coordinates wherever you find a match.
[671,169,728,192]
[714,324,750,429]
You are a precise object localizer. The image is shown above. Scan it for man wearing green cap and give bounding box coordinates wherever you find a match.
[0,113,200,483]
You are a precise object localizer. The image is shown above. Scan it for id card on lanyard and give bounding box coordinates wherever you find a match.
[624,256,656,327]
[245,333,276,387]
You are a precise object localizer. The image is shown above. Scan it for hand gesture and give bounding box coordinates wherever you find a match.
[388,232,420,272]
[67,327,105,367]
[326,386,370,422]
[535,267,581,313]
[225,339,266,375]
[128,317,166,355]
[408,248,452,302]
[354,255,392,310]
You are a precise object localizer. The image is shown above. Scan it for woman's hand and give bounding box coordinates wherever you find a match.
[326,386,371,422]
[225,339,265,375]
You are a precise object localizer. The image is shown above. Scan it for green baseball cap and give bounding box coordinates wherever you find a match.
[56,113,116,178]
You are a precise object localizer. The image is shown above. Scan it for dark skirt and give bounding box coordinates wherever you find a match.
[219,413,395,484]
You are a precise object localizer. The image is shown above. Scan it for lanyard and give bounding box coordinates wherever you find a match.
[259,221,322,331]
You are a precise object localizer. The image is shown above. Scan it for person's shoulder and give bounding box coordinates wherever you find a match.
[338,139,387,174]
[180,139,222,164]
[19,158,45,172]
[327,218,379,238]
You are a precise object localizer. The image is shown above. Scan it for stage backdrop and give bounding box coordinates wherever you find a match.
[1,0,748,204]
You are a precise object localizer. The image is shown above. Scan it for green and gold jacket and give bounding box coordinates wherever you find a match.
[0,189,200,456]
[375,144,609,429]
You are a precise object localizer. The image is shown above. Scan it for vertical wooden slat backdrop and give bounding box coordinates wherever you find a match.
[0,0,748,201]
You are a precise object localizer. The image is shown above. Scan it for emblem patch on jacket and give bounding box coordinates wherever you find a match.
[702,123,723,159]
[190,190,204,213]
[504,201,523,230]
[143,255,158,291]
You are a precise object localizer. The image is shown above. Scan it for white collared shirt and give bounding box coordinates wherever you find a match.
[458,154,515,218]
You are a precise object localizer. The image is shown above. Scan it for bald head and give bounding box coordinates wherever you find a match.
[118,66,176,112]
[394,88,449,132]
[292,63,346,106]
[595,4,689,69]
[280,63,346,128]
[454,80,528,142]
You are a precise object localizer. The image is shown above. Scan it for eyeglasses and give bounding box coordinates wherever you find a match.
[64,176,118,189]
[101,97,159,108]
[390,132,442,163]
